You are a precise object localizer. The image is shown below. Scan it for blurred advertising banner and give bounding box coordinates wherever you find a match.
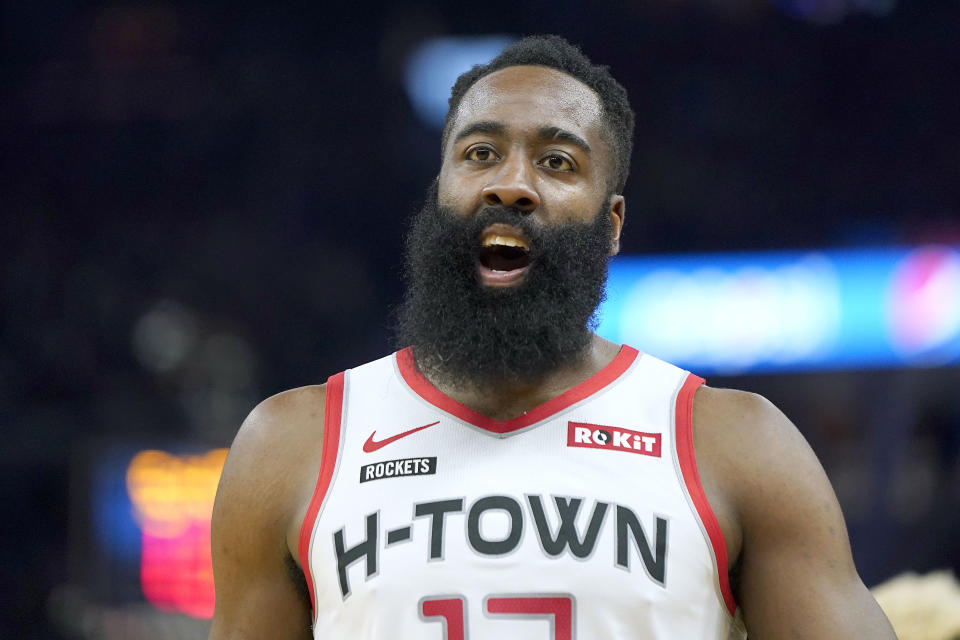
[598,245,960,375]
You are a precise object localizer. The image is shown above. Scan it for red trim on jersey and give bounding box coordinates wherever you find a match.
[674,373,737,616]
[298,371,346,621]
[396,345,639,434]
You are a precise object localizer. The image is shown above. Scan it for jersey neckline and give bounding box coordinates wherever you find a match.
[395,344,640,434]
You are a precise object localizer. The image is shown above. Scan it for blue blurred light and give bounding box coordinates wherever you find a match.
[597,245,960,375]
[92,448,141,562]
[404,35,515,128]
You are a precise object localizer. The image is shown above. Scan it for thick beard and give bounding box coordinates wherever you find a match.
[395,181,613,391]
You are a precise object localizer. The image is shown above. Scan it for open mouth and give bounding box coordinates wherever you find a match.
[478,233,531,271]
[476,227,531,287]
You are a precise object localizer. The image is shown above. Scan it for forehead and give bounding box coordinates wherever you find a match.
[448,65,606,146]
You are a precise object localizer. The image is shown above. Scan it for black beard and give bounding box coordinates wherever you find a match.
[395,181,613,391]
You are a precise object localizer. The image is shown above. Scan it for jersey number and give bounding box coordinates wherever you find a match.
[420,594,574,640]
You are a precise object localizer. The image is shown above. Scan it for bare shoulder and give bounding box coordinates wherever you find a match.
[692,385,799,453]
[691,385,833,531]
[691,384,836,550]
[216,384,328,544]
[692,385,895,638]
[209,384,328,639]
[227,384,328,476]
[688,386,799,568]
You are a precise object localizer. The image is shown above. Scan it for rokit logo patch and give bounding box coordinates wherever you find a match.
[360,456,437,483]
[567,422,661,457]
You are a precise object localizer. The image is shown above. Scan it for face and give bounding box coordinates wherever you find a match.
[439,65,625,282]
[395,66,626,390]
[396,184,613,391]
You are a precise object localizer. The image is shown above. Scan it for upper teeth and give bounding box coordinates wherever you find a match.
[482,234,528,250]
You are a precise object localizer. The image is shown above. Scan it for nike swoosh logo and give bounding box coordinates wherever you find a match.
[363,421,440,453]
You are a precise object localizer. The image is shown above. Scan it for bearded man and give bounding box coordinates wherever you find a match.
[209,35,895,639]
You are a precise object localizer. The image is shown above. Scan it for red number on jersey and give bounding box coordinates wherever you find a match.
[420,593,575,639]
[486,595,574,640]
[420,596,467,640]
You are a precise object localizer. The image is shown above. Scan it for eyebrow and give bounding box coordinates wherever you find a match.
[452,121,506,145]
[537,126,592,155]
[452,121,592,155]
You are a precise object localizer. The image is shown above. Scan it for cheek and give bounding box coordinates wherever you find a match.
[545,185,598,222]
[437,170,474,212]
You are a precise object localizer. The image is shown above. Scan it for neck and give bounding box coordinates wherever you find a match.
[421,334,622,421]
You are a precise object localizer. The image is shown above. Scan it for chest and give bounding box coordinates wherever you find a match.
[299,352,735,638]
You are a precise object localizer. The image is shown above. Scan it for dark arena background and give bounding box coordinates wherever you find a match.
[3,1,960,637]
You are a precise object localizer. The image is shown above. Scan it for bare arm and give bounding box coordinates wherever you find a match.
[694,386,895,639]
[209,385,326,640]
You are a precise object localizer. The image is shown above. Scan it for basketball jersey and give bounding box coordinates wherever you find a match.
[298,345,746,639]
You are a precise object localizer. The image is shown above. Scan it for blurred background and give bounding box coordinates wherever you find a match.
[2,0,959,637]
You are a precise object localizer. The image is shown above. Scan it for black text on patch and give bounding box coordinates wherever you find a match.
[359,457,437,483]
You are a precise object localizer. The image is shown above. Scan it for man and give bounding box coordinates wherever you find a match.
[210,35,895,638]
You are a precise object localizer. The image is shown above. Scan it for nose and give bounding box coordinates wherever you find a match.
[480,157,540,212]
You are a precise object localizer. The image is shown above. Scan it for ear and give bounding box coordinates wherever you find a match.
[607,194,625,256]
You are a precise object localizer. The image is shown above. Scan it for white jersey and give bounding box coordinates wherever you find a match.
[298,346,746,639]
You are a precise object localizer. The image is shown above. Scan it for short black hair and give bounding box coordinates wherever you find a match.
[443,35,635,193]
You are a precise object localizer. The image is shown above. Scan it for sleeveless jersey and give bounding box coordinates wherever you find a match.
[298,345,746,639]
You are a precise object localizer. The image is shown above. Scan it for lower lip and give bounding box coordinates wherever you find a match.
[477,263,530,288]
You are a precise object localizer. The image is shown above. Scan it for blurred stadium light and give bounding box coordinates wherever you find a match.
[598,245,960,374]
[89,448,226,621]
[126,449,226,618]
[404,35,514,128]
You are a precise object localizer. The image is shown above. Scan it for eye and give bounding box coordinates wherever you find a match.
[539,153,575,172]
[465,145,500,163]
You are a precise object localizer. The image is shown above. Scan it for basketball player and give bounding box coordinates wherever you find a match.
[209,36,895,638]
